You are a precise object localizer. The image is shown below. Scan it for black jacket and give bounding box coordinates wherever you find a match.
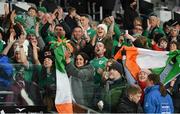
[64,15,78,32]
[172,91,180,113]
[116,96,143,113]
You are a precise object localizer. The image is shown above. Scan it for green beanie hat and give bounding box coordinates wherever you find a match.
[15,15,26,27]
[26,28,36,36]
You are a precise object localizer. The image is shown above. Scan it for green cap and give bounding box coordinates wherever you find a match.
[38,7,47,13]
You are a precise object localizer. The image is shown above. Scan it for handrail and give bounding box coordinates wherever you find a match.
[73,103,100,114]
[0,91,13,94]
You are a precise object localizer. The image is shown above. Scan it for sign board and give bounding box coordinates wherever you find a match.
[0,2,31,15]
[0,2,8,15]
[155,10,172,22]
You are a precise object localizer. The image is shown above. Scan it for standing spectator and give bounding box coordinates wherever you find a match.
[0,28,5,53]
[137,69,151,104]
[6,69,42,106]
[90,42,108,85]
[102,16,121,56]
[68,0,88,14]
[96,61,127,113]
[24,7,38,29]
[172,84,180,113]
[41,19,70,44]
[123,0,139,30]
[64,7,78,32]
[117,84,143,113]
[101,0,116,18]
[65,51,95,108]
[168,28,180,43]
[37,7,47,20]
[41,0,58,13]
[38,54,56,112]
[91,17,114,58]
[70,26,87,55]
[25,0,41,6]
[143,15,165,39]
[169,41,180,51]
[163,21,171,37]
[144,74,174,113]
[79,14,96,39]
[152,37,168,51]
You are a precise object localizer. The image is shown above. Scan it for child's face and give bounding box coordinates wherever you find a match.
[160,40,168,49]
[170,43,177,51]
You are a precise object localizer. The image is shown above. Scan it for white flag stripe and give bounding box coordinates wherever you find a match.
[55,69,72,104]
[136,48,169,69]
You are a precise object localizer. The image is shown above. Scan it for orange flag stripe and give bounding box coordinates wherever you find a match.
[114,46,140,80]
[56,103,73,114]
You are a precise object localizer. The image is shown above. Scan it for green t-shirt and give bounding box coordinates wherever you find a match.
[37,65,56,89]
[90,56,108,84]
[12,62,34,82]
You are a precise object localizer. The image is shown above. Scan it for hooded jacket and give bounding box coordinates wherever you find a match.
[144,85,174,113]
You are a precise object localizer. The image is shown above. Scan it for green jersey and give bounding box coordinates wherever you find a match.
[90,57,108,84]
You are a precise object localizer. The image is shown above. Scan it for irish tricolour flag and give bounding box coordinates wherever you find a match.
[114,46,180,85]
[51,39,73,113]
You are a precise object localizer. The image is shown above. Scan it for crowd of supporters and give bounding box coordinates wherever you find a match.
[0,0,180,113]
